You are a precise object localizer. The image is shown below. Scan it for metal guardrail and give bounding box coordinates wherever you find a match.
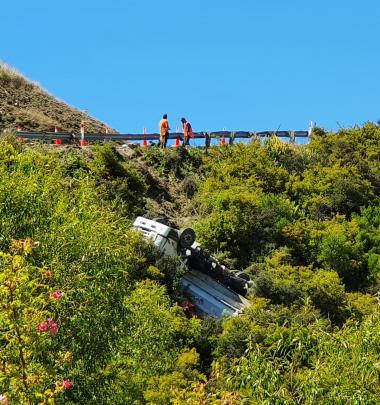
[14,129,310,145]
[15,132,72,141]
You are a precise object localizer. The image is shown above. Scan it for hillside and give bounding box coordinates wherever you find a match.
[0,63,114,133]
[0,67,380,404]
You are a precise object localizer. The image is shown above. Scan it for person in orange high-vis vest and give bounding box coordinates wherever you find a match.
[159,114,170,148]
[181,117,193,147]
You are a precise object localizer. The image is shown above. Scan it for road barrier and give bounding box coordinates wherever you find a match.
[12,121,316,146]
[13,129,310,146]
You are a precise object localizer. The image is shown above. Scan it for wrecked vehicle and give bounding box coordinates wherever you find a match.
[133,216,251,318]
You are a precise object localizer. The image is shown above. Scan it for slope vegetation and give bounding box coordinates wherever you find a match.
[0,66,380,404]
[0,126,379,403]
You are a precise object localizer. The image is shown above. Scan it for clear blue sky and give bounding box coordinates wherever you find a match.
[1,0,379,133]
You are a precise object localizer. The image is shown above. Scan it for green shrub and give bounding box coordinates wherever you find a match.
[89,143,148,214]
[110,280,201,403]
[140,146,203,180]
[317,233,366,288]
[0,242,71,403]
[288,165,375,218]
[195,192,297,266]
[253,250,348,322]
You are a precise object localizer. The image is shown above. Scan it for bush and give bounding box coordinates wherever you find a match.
[0,142,154,402]
[253,250,348,322]
[317,233,366,288]
[89,143,148,214]
[288,165,375,218]
[195,192,297,266]
[140,146,203,180]
[110,280,201,403]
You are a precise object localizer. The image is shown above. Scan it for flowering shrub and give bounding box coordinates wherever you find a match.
[0,240,70,403]
[56,379,73,392]
[0,394,9,405]
[37,319,59,337]
[0,143,161,402]
[50,290,63,301]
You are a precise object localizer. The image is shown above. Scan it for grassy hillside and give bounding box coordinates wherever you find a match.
[0,63,114,133]
[0,125,379,403]
[0,66,380,403]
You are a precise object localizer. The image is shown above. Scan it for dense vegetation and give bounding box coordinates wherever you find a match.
[0,124,380,404]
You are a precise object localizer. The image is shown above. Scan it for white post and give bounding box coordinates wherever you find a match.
[80,123,85,140]
[308,121,315,137]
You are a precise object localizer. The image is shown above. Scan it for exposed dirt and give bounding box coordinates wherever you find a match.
[0,64,115,134]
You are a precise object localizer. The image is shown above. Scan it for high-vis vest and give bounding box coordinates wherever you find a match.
[159,119,169,135]
[183,122,194,138]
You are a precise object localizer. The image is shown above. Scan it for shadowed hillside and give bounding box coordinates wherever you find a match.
[0,63,115,134]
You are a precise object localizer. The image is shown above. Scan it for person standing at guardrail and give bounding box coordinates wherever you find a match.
[181,117,193,146]
[159,114,170,148]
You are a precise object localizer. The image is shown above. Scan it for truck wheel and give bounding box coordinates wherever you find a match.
[236,271,250,281]
[229,277,248,296]
[178,228,196,248]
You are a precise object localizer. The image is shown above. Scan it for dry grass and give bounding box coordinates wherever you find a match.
[0,62,116,134]
[0,62,39,89]
[0,62,25,79]
[17,108,56,128]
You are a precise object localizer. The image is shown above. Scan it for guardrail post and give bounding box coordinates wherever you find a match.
[290,131,295,144]
[229,132,235,145]
[205,132,211,148]
[308,121,315,137]
[249,131,257,142]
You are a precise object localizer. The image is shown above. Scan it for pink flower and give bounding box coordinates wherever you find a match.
[37,321,49,332]
[38,319,59,337]
[48,319,58,337]
[51,290,63,300]
[0,394,9,405]
[62,380,73,390]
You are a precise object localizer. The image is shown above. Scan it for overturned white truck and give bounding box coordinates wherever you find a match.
[133,216,251,318]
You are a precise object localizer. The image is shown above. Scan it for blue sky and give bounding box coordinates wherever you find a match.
[1,0,379,133]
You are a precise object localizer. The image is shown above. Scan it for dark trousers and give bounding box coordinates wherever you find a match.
[183,135,190,146]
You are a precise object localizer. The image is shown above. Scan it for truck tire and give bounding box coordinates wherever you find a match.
[178,228,196,248]
[229,277,248,296]
[235,271,250,281]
